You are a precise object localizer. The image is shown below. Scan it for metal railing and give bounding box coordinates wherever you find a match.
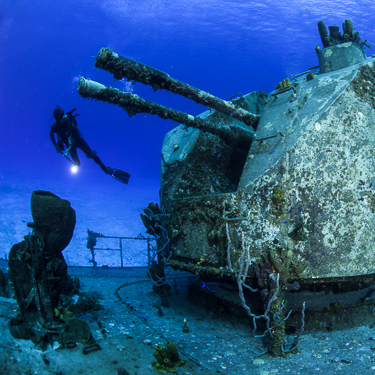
[86,230,156,268]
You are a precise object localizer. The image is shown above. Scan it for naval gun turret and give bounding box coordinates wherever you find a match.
[160,18,375,342]
[78,19,375,356]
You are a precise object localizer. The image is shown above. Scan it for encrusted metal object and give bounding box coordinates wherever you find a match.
[158,22,375,307]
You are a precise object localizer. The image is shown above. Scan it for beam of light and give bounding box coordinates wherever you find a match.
[71,165,78,174]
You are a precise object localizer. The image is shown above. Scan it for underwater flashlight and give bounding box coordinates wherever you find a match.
[71,165,78,174]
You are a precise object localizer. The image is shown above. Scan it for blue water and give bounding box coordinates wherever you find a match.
[1,0,375,263]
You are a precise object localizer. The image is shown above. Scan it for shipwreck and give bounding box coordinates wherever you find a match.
[77,19,375,356]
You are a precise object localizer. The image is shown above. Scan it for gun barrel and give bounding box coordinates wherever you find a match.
[77,77,255,150]
[94,48,260,128]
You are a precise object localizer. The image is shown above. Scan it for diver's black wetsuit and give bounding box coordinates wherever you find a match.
[50,113,112,174]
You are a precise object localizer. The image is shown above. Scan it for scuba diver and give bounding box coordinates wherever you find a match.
[50,106,131,184]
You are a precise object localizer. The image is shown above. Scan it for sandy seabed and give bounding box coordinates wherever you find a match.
[2,266,375,375]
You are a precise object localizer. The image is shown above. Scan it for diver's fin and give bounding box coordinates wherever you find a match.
[111,169,131,184]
